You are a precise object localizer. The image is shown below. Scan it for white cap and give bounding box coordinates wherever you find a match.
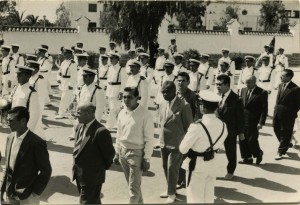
[139,52,150,58]
[219,59,229,66]
[199,90,221,102]
[164,60,175,67]
[16,65,35,73]
[26,60,40,70]
[76,53,89,57]
[1,45,11,50]
[200,53,210,58]
[245,55,255,61]
[158,47,165,51]
[221,48,230,52]
[127,49,136,53]
[136,47,144,52]
[109,41,116,45]
[11,44,20,48]
[128,59,142,67]
[189,59,201,65]
[37,47,47,52]
[108,51,121,58]
[173,52,184,58]
[82,67,97,75]
[63,47,73,53]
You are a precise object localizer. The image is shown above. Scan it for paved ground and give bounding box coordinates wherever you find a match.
[0,69,300,204]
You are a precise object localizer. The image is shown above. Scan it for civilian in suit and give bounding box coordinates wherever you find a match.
[158,81,193,203]
[239,75,268,165]
[73,102,115,204]
[1,106,52,205]
[216,74,244,180]
[273,69,300,160]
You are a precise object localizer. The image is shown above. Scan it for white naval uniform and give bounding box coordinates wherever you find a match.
[38,56,53,104]
[154,55,166,83]
[125,58,135,75]
[98,64,109,89]
[188,71,201,92]
[78,82,105,122]
[179,114,228,203]
[29,73,47,139]
[255,52,274,68]
[12,53,25,66]
[106,63,127,128]
[154,73,177,106]
[173,63,189,77]
[211,69,235,93]
[57,58,77,117]
[198,62,214,91]
[257,65,273,92]
[217,57,235,77]
[140,63,155,100]
[125,73,148,108]
[11,82,41,138]
[273,54,289,89]
[237,66,257,91]
[1,56,16,95]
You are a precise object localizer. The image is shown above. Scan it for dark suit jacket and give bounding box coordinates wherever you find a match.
[177,88,199,121]
[241,86,268,127]
[72,120,115,186]
[274,81,300,119]
[1,130,52,200]
[159,96,193,149]
[216,91,244,137]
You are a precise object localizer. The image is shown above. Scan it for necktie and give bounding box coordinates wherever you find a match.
[280,83,286,98]
[73,124,85,156]
[246,89,252,103]
[219,94,225,107]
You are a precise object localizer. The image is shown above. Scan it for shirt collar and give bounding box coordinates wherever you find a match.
[126,104,140,115]
[85,119,96,130]
[14,129,29,140]
[223,89,231,98]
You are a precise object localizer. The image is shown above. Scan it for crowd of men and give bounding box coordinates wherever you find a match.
[0,37,300,204]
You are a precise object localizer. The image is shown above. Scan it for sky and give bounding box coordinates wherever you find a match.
[15,0,63,22]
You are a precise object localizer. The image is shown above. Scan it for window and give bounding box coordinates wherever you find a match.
[285,10,291,17]
[88,22,97,28]
[292,10,299,18]
[89,4,97,12]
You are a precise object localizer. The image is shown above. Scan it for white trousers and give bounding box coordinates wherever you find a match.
[186,172,215,204]
[58,90,74,117]
[106,97,121,128]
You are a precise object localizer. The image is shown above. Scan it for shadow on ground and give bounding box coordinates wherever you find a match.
[47,140,73,154]
[43,118,73,128]
[234,176,297,193]
[215,186,263,203]
[259,163,300,175]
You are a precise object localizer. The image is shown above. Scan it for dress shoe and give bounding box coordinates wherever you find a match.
[224,173,234,180]
[160,191,168,198]
[176,182,186,189]
[166,194,176,203]
[238,158,253,164]
[256,151,263,164]
[275,153,283,160]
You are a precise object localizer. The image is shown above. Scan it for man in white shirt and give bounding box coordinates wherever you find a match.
[1,45,16,95]
[217,48,235,77]
[188,59,201,93]
[139,52,155,103]
[154,47,166,84]
[237,56,257,94]
[97,53,109,90]
[173,53,188,77]
[114,87,154,204]
[198,53,214,91]
[11,44,25,66]
[125,49,136,75]
[273,48,289,89]
[98,46,106,67]
[257,55,274,93]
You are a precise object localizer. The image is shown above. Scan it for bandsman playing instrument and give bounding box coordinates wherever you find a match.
[56,47,77,119]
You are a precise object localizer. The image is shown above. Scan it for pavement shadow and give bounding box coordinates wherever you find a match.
[43,118,73,128]
[152,149,162,158]
[259,132,273,137]
[142,170,155,177]
[44,105,59,113]
[259,163,300,175]
[109,163,124,172]
[215,186,263,203]
[286,152,300,161]
[47,141,73,154]
[234,176,297,193]
[293,145,300,151]
[40,175,78,202]
[175,193,186,203]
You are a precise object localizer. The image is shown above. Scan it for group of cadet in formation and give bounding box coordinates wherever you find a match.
[0,37,299,205]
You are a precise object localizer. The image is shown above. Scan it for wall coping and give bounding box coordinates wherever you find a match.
[1,26,78,33]
[87,27,113,33]
[168,28,230,35]
[239,30,293,36]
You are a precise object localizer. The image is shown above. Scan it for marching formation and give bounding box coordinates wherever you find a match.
[0,37,300,205]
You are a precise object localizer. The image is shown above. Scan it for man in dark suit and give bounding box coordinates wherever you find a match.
[216,74,244,180]
[239,75,268,165]
[1,106,52,205]
[273,69,300,160]
[73,102,115,204]
[158,81,193,203]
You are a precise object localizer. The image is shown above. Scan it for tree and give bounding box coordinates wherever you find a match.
[214,4,240,30]
[23,14,39,26]
[55,2,71,27]
[100,1,209,50]
[0,1,16,26]
[7,10,26,26]
[176,1,209,29]
[259,0,289,32]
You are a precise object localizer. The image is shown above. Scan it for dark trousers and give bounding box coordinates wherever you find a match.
[273,115,296,154]
[224,136,237,174]
[161,147,183,195]
[177,155,187,186]
[239,126,262,159]
[76,179,102,204]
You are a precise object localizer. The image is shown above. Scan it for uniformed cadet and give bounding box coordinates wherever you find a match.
[217,48,235,77]
[136,47,145,57]
[37,47,52,105]
[76,53,89,92]
[97,53,109,89]
[106,52,127,129]
[26,54,38,62]
[109,41,117,53]
[154,60,177,106]
[125,60,148,108]
[168,37,177,56]
[125,49,136,75]
[139,52,155,103]
[98,46,106,66]
[210,60,234,92]
[173,52,189,77]
[255,45,273,68]
[11,44,25,66]
[78,67,105,122]
[273,48,289,89]
[154,47,166,84]
[237,56,257,94]
[27,60,47,139]
[1,45,16,95]
[41,44,54,64]
[179,90,228,204]
[198,53,214,91]
[188,59,201,93]
[11,65,41,137]
[56,47,77,119]
[73,47,85,65]
[257,55,274,93]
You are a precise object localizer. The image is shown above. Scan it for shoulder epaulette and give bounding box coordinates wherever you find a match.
[140,76,146,80]
[38,75,44,79]
[71,59,75,63]
[29,86,36,92]
[95,85,102,89]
